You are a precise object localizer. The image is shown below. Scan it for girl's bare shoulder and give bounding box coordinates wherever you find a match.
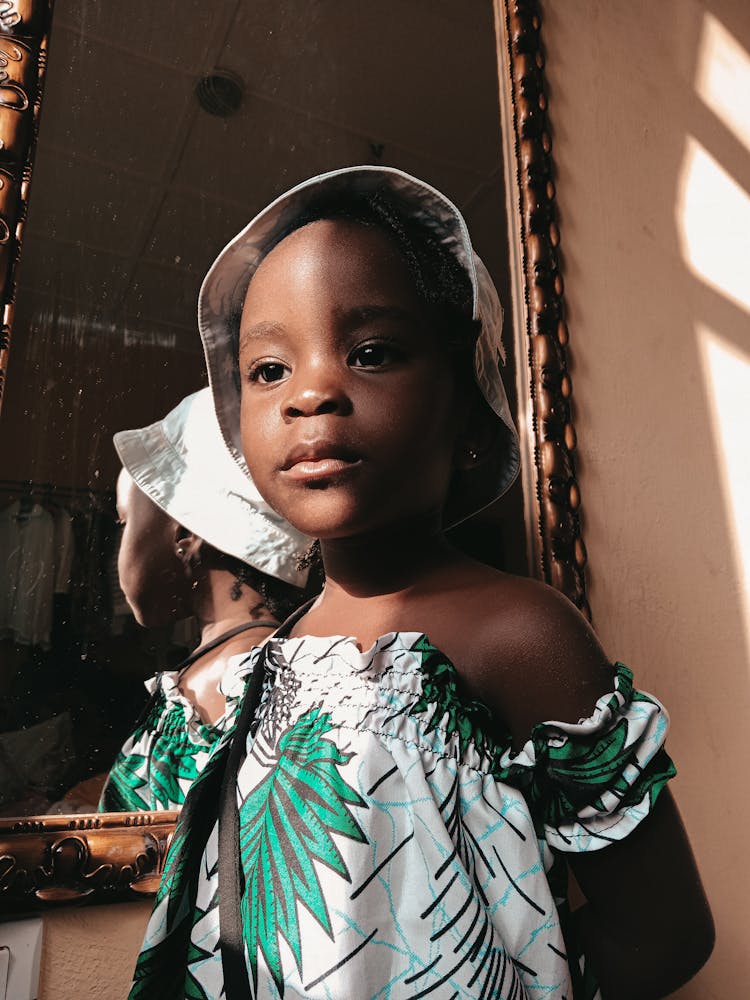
[445,568,616,745]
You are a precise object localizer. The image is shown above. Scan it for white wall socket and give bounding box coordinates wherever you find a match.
[0,918,43,1000]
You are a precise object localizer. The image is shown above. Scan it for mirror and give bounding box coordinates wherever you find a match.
[0,0,585,909]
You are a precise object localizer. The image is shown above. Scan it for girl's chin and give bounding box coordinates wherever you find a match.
[284,507,379,542]
[282,501,438,543]
[271,497,366,541]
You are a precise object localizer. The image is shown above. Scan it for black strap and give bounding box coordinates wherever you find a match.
[178,619,279,675]
[130,619,278,736]
[218,598,316,997]
[217,646,268,996]
[256,597,316,643]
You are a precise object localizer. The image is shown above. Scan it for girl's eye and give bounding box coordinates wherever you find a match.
[349,342,402,369]
[249,361,288,383]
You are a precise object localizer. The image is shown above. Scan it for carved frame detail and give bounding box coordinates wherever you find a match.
[0,811,178,912]
[0,0,590,912]
[0,0,53,408]
[495,0,589,617]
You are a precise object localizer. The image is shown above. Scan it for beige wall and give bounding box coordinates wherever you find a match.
[542,1,749,997]
[39,901,150,999]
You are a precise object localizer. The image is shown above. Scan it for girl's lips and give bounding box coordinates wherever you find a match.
[282,456,361,482]
[280,441,361,482]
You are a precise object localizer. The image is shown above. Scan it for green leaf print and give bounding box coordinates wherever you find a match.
[100,752,151,811]
[239,707,368,993]
[524,717,636,829]
[184,939,215,1000]
[158,747,226,927]
[598,746,676,813]
[409,635,499,759]
[155,821,192,914]
[100,696,209,812]
[130,750,231,1000]
[100,730,202,811]
[147,733,201,809]
[130,908,199,1000]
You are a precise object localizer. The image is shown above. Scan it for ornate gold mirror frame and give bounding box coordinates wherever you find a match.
[0,0,588,913]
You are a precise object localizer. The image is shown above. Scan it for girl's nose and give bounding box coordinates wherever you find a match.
[282,370,352,419]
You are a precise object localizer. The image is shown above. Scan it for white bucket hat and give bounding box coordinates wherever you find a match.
[198,165,520,524]
[113,388,310,587]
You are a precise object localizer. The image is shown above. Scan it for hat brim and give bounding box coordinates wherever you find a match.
[114,393,310,588]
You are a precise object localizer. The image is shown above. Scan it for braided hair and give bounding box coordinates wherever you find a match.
[222,555,305,621]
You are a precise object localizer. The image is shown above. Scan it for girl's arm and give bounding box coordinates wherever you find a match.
[568,788,714,999]
[468,578,714,998]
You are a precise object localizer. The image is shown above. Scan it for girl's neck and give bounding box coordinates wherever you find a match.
[299,520,485,650]
[192,569,276,647]
[179,573,278,725]
[319,512,462,600]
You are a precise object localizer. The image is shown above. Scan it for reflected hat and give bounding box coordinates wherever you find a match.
[198,165,520,523]
[113,388,309,587]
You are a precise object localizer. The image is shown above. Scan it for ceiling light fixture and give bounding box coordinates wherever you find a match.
[196,69,244,118]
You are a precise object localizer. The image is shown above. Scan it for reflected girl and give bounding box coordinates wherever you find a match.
[99,387,310,812]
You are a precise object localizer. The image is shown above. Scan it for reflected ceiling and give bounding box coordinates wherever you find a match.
[19,0,508,349]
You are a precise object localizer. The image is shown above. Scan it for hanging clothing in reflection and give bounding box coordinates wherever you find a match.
[0,485,125,650]
[0,499,57,648]
[68,504,118,641]
[0,481,198,815]
[0,483,186,815]
[52,506,75,596]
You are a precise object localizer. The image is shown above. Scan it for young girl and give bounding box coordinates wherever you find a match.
[131,168,713,999]
[99,388,310,812]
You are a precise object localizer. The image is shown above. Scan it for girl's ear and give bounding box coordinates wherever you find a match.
[173,523,203,565]
[453,396,499,472]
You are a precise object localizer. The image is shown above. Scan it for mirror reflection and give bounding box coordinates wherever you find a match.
[0,0,523,816]
[99,386,311,813]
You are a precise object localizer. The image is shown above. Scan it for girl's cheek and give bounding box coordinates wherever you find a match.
[242,399,275,443]
[239,403,256,452]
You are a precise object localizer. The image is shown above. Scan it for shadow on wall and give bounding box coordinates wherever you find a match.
[541,1,749,997]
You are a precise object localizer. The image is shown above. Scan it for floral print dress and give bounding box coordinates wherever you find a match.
[130,631,675,999]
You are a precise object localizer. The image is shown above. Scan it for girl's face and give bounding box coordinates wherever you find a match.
[116,469,190,626]
[238,219,467,540]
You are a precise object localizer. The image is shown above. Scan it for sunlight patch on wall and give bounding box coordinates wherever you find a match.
[676,137,750,315]
[697,324,750,660]
[695,13,750,154]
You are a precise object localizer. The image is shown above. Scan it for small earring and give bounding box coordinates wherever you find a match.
[176,547,185,557]
[468,448,478,461]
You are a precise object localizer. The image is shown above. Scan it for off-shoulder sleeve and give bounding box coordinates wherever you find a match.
[495,663,676,852]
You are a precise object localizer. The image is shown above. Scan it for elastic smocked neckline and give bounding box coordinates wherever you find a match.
[277,630,424,657]
[264,631,451,692]
[263,633,656,745]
